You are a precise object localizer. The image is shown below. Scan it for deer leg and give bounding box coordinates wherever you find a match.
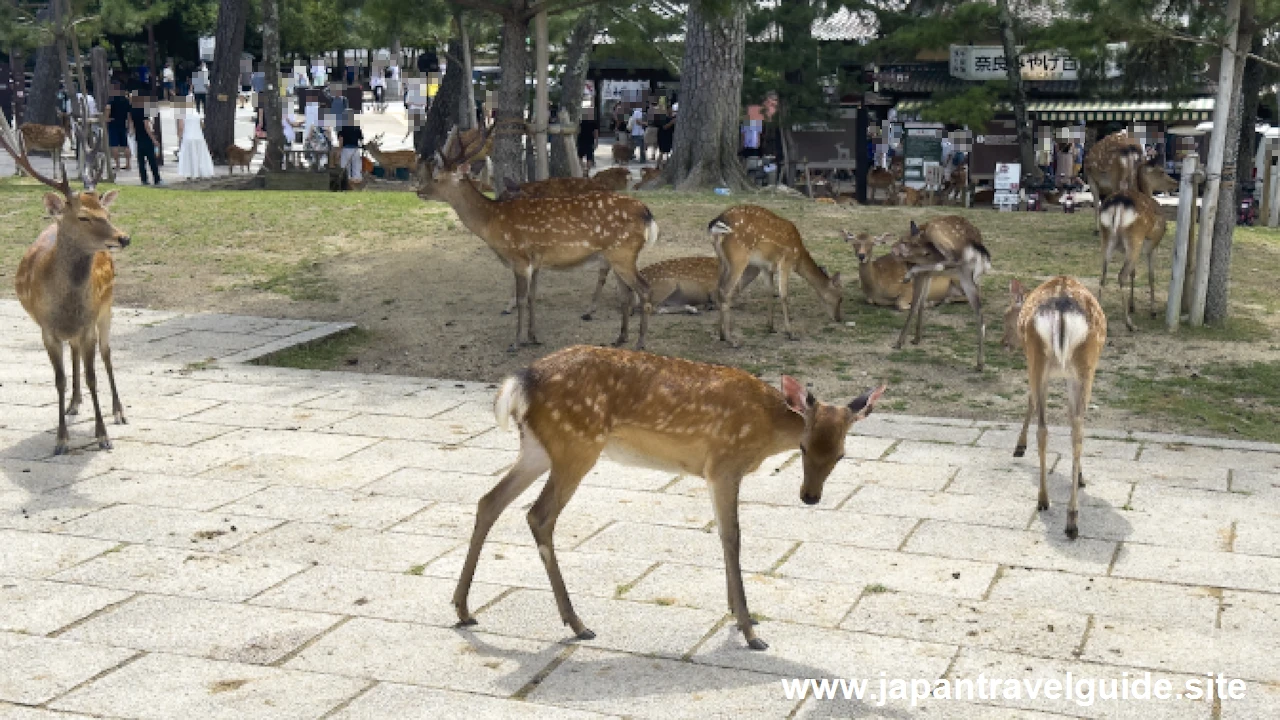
[526,268,542,346]
[1014,391,1033,458]
[912,276,929,345]
[708,471,766,650]
[454,429,550,625]
[716,251,750,348]
[893,277,927,350]
[43,334,70,456]
[80,336,110,450]
[502,295,517,315]
[582,265,610,321]
[764,269,777,334]
[609,260,650,350]
[777,267,797,340]
[98,316,126,424]
[958,272,986,371]
[1034,370,1050,513]
[1064,376,1087,540]
[511,269,530,351]
[67,350,82,417]
[1145,241,1158,318]
[1118,256,1135,332]
[528,451,600,640]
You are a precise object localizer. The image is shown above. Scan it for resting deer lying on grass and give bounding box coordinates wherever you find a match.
[710,205,843,346]
[418,128,655,349]
[454,345,886,650]
[889,217,991,370]
[844,231,962,310]
[2,130,129,455]
[1003,277,1106,539]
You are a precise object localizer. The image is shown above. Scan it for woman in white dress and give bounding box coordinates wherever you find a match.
[175,96,216,179]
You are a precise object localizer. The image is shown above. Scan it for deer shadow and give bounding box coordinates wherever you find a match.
[2,425,112,525]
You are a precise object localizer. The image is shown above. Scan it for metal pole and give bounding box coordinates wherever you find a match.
[533,10,549,181]
[1269,144,1280,227]
[1262,140,1273,222]
[1167,153,1199,330]
[1189,0,1242,326]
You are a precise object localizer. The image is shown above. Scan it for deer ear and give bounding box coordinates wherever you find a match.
[909,220,920,236]
[780,375,811,415]
[44,193,66,216]
[848,384,887,420]
[99,190,119,208]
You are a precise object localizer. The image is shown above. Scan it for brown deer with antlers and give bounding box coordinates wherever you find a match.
[418,128,655,349]
[710,205,843,347]
[1002,277,1106,539]
[889,216,992,370]
[18,123,69,181]
[2,130,130,455]
[226,136,261,174]
[454,345,886,650]
[365,134,417,176]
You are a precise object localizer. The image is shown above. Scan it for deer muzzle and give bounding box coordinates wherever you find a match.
[113,234,131,249]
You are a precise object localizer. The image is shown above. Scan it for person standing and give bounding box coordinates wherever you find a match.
[128,90,162,185]
[337,115,363,184]
[312,61,326,88]
[577,106,599,170]
[656,108,675,167]
[644,103,659,163]
[106,81,132,171]
[162,61,175,100]
[191,63,209,114]
[175,95,215,179]
[629,107,646,163]
[370,68,386,111]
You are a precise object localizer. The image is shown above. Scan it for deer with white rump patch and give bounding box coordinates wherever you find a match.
[2,126,129,455]
[454,345,886,650]
[417,128,655,349]
[889,216,992,370]
[1097,189,1167,331]
[1003,277,1106,539]
[709,205,844,347]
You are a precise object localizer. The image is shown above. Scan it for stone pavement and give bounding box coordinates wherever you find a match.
[1,299,1278,719]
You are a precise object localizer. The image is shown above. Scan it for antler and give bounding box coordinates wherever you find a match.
[0,114,72,198]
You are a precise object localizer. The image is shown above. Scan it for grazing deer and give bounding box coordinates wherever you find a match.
[226,136,261,174]
[1097,189,1167,331]
[889,216,992,370]
[709,205,844,347]
[867,167,897,205]
[418,128,655,349]
[1003,277,1106,540]
[844,232,962,311]
[454,345,886,649]
[2,133,129,455]
[622,256,761,315]
[365,134,418,176]
[591,166,630,191]
[18,124,69,181]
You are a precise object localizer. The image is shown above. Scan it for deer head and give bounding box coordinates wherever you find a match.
[46,190,130,253]
[1002,279,1026,351]
[782,377,886,505]
[843,231,894,264]
[416,126,493,201]
[1138,161,1178,194]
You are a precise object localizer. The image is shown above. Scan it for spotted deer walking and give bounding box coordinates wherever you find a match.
[1097,189,1168,331]
[454,345,886,650]
[844,231,963,311]
[226,136,261,174]
[1,130,129,455]
[889,217,991,370]
[18,123,69,181]
[417,128,655,349]
[709,205,843,347]
[1002,277,1106,539]
[364,134,418,176]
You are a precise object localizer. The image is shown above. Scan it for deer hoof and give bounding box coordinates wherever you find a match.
[114,412,127,425]
[786,333,801,342]
[53,442,69,457]
[1064,522,1079,541]
[500,309,512,316]
[575,628,597,641]
[1038,499,1049,512]
[66,404,80,416]
[1077,472,1086,488]
[506,344,520,354]
[580,313,593,321]
[98,438,113,451]
[456,617,478,628]
[1013,445,1026,458]
[747,637,769,651]
[1125,320,1136,332]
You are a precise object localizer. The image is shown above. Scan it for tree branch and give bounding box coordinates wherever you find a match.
[609,7,680,71]
[524,0,603,20]
[448,0,510,17]
[1164,29,1280,69]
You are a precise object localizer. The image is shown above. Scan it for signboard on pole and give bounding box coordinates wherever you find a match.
[995,162,1021,210]
[199,37,215,62]
[903,125,943,188]
[949,44,1124,81]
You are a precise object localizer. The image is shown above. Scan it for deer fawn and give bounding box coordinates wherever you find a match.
[454,345,885,650]
[1003,277,1106,540]
[364,134,418,176]
[844,231,962,311]
[1098,190,1167,331]
[2,133,130,455]
[417,128,655,349]
[710,205,843,347]
[889,217,992,370]
[622,256,761,315]
[226,136,261,174]
[18,123,69,181]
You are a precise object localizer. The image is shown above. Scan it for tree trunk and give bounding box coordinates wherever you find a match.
[664,0,750,190]
[455,13,476,131]
[492,12,530,189]
[996,0,1041,185]
[415,40,464,162]
[50,0,89,186]
[9,45,25,125]
[206,0,248,164]
[1235,35,1265,197]
[92,47,113,183]
[1205,2,1256,324]
[550,8,597,178]
[27,7,60,126]
[261,0,284,171]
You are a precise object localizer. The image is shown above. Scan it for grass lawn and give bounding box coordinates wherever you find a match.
[2,178,1277,442]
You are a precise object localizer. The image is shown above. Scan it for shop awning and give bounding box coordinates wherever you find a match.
[894,98,1215,122]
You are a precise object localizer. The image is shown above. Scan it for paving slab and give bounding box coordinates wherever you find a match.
[0,577,131,635]
[0,631,135,705]
[328,682,619,720]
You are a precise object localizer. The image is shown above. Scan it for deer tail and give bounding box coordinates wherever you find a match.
[642,206,659,249]
[1033,296,1089,371]
[1099,195,1136,242]
[494,372,531,432]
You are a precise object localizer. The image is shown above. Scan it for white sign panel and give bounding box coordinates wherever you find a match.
[199,36,215,61]
[950,44,1124,81]
[995,162,1021,208]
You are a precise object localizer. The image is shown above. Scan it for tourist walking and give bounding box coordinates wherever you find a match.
[106,82,132,171]
[577,108,598,170]
[657,108,675,167]
[128,90,162,185]
[629,107,646,163]
[337,117,363,183]
[175,96,215,179]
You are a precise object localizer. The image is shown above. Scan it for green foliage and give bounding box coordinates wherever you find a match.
[921,84,999,128]
[594,4,685,73]
[744,0,864,124]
